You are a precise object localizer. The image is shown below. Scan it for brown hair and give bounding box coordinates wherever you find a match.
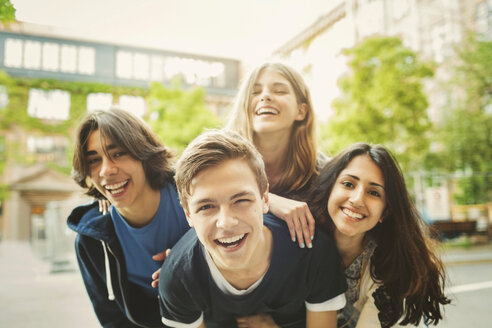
[310,143,450,326]
[225,62,317,194]
[175,129,268,212]
[72,109,174,198]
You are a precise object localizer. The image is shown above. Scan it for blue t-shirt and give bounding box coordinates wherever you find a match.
[111,183,189,297]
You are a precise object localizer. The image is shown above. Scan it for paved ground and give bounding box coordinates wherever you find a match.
[1,239,491,327]
[0,241,99,328]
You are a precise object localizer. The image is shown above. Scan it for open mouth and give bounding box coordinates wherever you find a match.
[104,180,129,195]
[342,208,365,221]
[215,233,247,248]
[255,107,279,116]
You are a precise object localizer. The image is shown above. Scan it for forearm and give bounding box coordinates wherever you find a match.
[306,310,337,328]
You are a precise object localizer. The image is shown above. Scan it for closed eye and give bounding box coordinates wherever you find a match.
[235,198,251,204]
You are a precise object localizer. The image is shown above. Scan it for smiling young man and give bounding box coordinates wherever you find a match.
[158,130,347,328]
[67,109,190,327]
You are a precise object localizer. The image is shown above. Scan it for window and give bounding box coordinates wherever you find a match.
[27,89,71,120]
[78,46,95,75]
[116,51,133,79]
[133,53,149,80]
[3,38,96,75]
[476,0,492,37]
[24,40,41,69]
[26,135,68,164]
[42,42,59,71]
[118,95,145,117]
[87,93,113,112]
[4,38,23,67]
[60,45,77,73]
[150,55,164,81]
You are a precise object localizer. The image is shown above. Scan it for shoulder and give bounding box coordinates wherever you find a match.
[159,230,204,292]
[162,229,202,275]
[67,200,114,239]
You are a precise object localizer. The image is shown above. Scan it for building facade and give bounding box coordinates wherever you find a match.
[274,0,490,122]
[0,23,240,242]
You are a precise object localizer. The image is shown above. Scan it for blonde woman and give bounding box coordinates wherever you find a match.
[226,61,323,248]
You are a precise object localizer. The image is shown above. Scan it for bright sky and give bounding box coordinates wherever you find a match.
[12,0,338,66]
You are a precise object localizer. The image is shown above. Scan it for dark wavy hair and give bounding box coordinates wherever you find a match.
[310,142,450,326]
[72,109,175,198]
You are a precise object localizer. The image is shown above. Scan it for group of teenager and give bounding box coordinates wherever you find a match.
[67,62,450,328]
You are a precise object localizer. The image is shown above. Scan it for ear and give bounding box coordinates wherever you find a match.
[295,103,308,121]
[262,185,270,214]
[181,202,194,228]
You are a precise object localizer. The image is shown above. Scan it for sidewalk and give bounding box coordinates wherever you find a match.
[0,241,99,328]
[441,240,492,265]
[1,239,491,327]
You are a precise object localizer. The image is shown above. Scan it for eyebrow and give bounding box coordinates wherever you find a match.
[253,82,289,88]
[342,174,385,189]
[85,143,117,156]
[191,191,256,206]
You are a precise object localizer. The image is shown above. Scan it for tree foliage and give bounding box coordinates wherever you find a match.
[147,82,222,153]
[427,34,492,204]
[0,0,15,23]
[320,36,434,172]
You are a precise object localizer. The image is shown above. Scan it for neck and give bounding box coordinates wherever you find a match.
[334,230,366,268]
[219,225,273,290]
[118,188,161,228]
[253,132,291,187]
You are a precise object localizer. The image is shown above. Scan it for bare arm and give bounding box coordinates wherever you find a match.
[236,314,279,328]
[306,310,337,328]
[268,192,315,248]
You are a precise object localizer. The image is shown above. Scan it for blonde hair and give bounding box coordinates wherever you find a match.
[225,62,317,194]
[175,130,268,212]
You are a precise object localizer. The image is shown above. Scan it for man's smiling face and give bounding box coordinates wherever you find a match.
[184,158,269,273]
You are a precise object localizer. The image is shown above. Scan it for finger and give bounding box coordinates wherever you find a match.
[292,216,305,248]
[152,268,161,280]
[298,214,312,249]
[306,209,316,241]
[152,249,169,261]
[284,217,297,243]
[151,278,159,288]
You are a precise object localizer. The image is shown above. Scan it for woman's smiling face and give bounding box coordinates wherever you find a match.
[327,155,386,239]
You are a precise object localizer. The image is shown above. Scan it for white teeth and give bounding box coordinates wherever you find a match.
[342,208,364,220]
[217,234,245,245]
[256,107,279,115]
[105,181,128,190]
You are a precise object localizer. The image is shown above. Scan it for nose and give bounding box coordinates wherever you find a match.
[216,207,238,229]
[349,186,365,208]
[99,157,117,177]
[260,89,272,102]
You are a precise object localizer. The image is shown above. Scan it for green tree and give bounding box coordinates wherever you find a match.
[428,34,492,204]
[320,36,434,172]
[0,0,16,23]
[147,82,222,153]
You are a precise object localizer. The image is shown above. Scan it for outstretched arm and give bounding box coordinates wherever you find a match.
[236,314,279,328]
[268,192,315,248]
[306,310,337,328]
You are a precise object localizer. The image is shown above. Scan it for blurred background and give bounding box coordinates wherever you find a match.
[0,0,491,327]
